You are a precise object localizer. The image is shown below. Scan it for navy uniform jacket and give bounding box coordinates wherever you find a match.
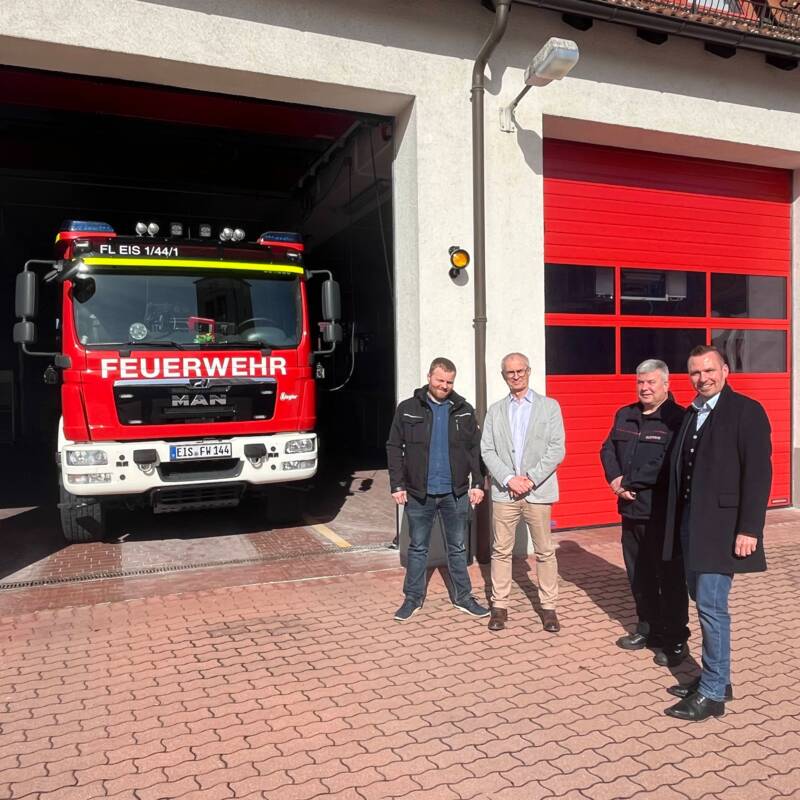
[600,397,684,523]
[662,384,771,574]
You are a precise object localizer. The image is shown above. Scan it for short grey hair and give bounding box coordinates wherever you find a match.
[501,352,530,372]
[636,359,669,380]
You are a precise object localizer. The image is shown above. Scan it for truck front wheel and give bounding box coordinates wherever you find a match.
[59,482,107,543]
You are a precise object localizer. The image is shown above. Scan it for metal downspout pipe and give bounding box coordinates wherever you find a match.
[472,0,512,562]
[472,0,512,424]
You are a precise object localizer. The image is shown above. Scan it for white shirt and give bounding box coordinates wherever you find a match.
[692,391,722,430]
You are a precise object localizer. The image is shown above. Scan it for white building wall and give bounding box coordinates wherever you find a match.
[1,0,798,421]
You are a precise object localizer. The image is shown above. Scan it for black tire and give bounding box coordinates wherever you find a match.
[59,482,107,543]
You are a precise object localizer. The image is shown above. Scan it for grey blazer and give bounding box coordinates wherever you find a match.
[480,391,566,503]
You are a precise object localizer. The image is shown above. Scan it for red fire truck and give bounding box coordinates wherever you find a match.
[13,220,342,542]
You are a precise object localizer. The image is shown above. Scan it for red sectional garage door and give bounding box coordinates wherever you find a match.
[544,139,791,530]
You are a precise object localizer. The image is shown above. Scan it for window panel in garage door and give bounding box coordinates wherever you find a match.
[543,140,791,530]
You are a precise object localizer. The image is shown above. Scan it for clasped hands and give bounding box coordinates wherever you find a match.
[609,475,636,502]
[507,475,534,500]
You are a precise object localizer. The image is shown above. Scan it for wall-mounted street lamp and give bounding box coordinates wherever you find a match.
[499,38,580,132]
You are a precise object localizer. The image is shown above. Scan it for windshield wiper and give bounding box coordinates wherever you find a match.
[204,341,273,350]
[121,340,187,350]
[92,340,276,352]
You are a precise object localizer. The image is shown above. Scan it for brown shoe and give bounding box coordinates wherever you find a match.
[541,609,560,633]
[488,607,507,631]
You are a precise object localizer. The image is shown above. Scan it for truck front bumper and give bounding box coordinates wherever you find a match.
[60,432,317,497]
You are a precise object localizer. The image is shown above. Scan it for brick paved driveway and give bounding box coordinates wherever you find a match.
[0,464,394,594]
[1,513,798,799]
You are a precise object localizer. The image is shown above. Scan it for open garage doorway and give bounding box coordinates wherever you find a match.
[0,67,396,583]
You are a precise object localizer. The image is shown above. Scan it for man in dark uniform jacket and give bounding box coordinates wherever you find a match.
[600,359,689,666]
[663,345,771,722]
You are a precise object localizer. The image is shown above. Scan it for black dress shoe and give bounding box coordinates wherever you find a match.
[654,642,689,667]
[667,678,733,701]
[616,632,648,650]
[664,692,725,722]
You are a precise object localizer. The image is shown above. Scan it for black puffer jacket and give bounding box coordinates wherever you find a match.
[599,398,684,522]
[386,387,484,500]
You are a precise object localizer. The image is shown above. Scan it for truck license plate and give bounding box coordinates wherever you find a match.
[169,443,233,461]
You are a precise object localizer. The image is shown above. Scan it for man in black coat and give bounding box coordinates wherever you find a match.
[600,359,689,666]
[386,357,489,622]
[663,345,771,722]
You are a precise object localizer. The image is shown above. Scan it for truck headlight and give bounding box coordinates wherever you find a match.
[66,450,108,466]
[282,459,316,471]
[285,438,314,454]
[67,473,112,484]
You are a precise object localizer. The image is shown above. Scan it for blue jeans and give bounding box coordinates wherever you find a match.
[403,492,473,606]
[680,508,733,702]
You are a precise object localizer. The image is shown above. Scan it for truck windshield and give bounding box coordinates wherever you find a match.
[72,270,302,349]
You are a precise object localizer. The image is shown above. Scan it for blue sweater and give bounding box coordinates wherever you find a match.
[426,397,453,494]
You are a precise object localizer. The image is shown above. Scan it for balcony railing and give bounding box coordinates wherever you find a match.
[608,0,800,42]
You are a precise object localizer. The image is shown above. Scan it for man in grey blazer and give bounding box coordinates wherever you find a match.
[481,352,566,632]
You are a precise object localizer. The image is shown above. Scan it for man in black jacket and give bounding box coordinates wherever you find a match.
[663,345,771,722]
[386,357,488,622]
[600,359,689,666]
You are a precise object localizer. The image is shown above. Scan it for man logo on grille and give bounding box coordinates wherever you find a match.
[171,394,227,407]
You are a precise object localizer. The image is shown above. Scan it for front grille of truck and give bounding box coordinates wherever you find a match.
[151,482,245,513]
[113,378,277,425]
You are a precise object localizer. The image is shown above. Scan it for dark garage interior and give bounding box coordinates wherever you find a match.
[0,66,395,528]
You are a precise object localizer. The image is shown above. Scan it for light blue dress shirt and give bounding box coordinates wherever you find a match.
[692,391,721,430]
[503,389,534,485]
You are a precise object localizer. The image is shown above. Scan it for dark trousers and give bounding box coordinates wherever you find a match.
[621,518,690,646]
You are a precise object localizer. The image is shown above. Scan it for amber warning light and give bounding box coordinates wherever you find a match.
[449,246,470,279]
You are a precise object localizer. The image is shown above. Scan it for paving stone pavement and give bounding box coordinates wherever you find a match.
[1,512,799,799]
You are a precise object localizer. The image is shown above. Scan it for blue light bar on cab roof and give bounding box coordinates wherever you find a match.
[258,231,302,244]
[62,220,116,233]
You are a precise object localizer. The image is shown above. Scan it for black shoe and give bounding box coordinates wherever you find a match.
[664,692,725,722]
[453,597,490,618]
[616,632,648,650]
[654,642,689,667]
[667,678,733,701]
[393,599,422,622]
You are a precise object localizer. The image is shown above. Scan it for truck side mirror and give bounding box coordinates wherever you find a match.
[15,271,38,319]
[321,279,341,321]
[13,320,37,345]
[13,259,60,360]
[319,321,343,344]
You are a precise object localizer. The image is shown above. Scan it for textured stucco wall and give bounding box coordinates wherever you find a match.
[1,0,798,411]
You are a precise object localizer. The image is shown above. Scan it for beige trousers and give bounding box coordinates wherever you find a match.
[490,500,559,610]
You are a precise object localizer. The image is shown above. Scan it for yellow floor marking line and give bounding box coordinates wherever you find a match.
[310,523,352,549]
